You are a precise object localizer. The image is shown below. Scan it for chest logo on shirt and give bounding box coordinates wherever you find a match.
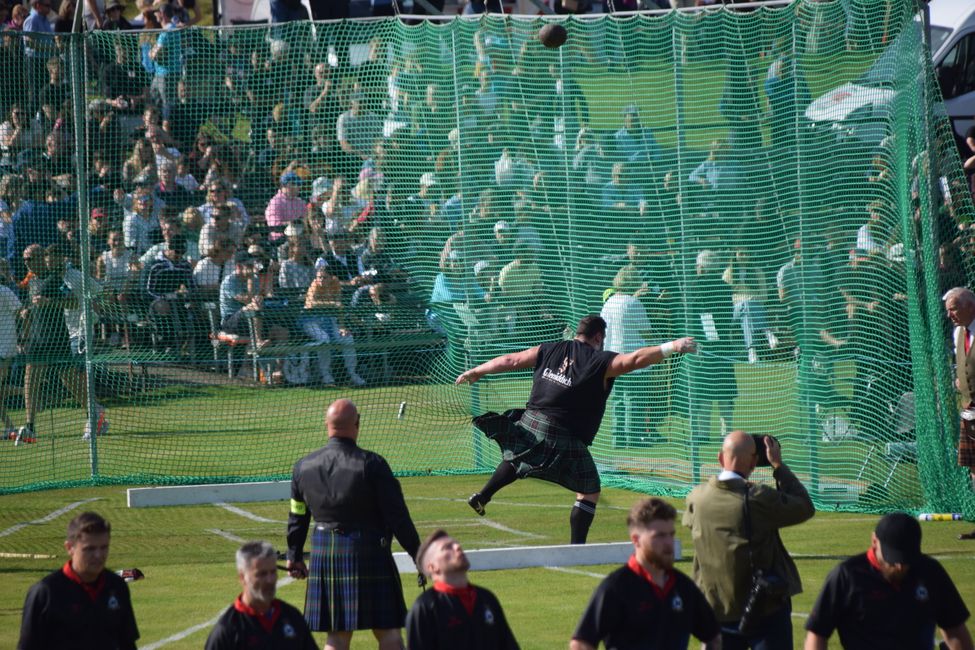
[107,594,120,611]
[543,357,573,387]
[915,584,929,603]
[484,608,495,625]
[283,622,296,638]
[671,594,684,612]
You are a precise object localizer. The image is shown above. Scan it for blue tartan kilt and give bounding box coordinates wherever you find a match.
[473,409,601,494]
[304,526,407,632]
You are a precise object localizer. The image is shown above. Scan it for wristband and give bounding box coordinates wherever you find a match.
[660,341,676,358]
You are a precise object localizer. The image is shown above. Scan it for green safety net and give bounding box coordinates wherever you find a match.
[0,0,973,516]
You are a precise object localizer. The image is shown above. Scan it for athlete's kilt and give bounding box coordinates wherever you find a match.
[473,409,601,494]
[304,526,407,632]
[959,418,975,469]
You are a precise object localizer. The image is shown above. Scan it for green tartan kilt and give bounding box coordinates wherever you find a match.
[473,409,601,494]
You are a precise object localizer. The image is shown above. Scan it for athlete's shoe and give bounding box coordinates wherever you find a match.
[467,493,486,516]
[83,405,110,441]
[14,426,36,446]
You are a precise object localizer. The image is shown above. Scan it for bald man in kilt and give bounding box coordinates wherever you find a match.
[457,315,696,544]
[286,398,421,650]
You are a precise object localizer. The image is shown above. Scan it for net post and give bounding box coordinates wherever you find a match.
[69,6,98,479]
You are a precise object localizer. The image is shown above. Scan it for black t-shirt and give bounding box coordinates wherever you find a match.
[573,559,719,650]
[406,584,519,650]
[18,566,139,650]
[525,339,616,444]
[204,597,316,650]
[805,551,970,649]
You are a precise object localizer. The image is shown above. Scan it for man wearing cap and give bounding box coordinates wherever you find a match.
[571,498,720,650]
[148,3,182,118]
[406,529,519,650]
[286,398,420,650]
[804,512,972,650]
[205,541,316,650]
[102,0,135,29]
[457,315,696,544]
[266,171,307,241]
[943,286,975,540]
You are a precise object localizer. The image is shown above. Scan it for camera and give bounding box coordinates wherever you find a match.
[738,569,789,634]
[751,434,778,467]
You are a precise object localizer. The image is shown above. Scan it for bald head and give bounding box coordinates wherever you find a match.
[719,430,757,477]
[326,399,360,440]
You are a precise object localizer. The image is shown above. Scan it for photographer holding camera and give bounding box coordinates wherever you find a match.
[683,430,815,649]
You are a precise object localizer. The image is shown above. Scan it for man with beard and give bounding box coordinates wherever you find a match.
[205,541,315,650]
[570,498,720,650]
[407,529,519,650]
[457,314,696,544]
[18,512,139,649]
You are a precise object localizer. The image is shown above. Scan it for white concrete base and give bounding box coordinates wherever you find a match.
[128,481,290,508]
[393,540,681,573]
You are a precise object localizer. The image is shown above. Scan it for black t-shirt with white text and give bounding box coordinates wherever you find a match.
[525,339,617,445]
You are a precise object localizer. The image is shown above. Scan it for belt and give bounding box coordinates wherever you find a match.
[314,523,388,546]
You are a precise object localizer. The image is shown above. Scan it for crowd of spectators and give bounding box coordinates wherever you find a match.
[0,0,964,406]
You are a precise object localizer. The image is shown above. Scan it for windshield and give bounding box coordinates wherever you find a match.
[856,21,924,88]
[930,25,951,55]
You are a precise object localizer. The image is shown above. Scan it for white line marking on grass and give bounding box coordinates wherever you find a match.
[544,566,606,579]
[407,496,629,511]
[206,528,247,544]
[0,498,102,538]
[141,577,295,649]
[214,502,285,524]
[480,518,545,539]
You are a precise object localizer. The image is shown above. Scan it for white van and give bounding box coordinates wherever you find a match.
[805,0,975,145]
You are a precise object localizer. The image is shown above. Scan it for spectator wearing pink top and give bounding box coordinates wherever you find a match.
[265,171,307,241]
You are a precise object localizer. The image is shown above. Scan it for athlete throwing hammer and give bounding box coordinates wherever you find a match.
[456,314,695,544]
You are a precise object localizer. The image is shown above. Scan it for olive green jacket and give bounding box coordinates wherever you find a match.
[682,465,815,622]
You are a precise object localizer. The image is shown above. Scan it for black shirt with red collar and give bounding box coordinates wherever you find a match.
[805,548,970,649]
[406,581,520,650]
[572,555,719,650]
[18,562,139,650]
[205,595,316,650]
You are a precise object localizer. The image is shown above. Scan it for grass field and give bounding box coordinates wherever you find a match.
[1,474,973,649]
[0,359,929,514]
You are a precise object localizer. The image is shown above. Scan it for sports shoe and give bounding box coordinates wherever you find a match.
[467,493,486,516]
[14,426,36,446]
[83,405,109,441]
[349,373,366,387]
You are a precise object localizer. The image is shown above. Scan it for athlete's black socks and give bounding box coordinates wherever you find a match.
[570,498,597,544]
[479,461,518,502]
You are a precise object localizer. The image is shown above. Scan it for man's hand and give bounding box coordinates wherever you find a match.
[286,559,308,579]
[455,369,479,385]
[674,337,697,354]
[765,435,783,470]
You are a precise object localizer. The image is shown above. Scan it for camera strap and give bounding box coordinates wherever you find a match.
[741,485,757,576]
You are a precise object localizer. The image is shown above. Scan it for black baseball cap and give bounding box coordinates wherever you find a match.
[875,512,921,565]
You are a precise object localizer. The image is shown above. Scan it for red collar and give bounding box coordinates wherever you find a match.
[627,554,675,598]
[433,581,477,616]
[866,548,901,590]
[233,595,281,634]
[62,562,106,602]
